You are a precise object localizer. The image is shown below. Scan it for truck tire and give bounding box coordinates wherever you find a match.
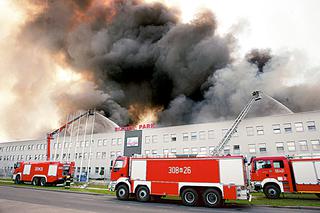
[181,188,199,206]
[39,177,46,187]
[32,177,39,186]
[136,186,150,202]
[14,175,21,184]
[116,185,129,200]
[202,188,223,208]
[264,184,280,199]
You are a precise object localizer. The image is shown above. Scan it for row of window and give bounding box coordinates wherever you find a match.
[0,154,47,162]
[0,144,47,153]
[75,166,106,175]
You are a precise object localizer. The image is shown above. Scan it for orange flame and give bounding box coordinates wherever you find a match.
[128,104,163,126]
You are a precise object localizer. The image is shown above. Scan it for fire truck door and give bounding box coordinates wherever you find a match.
[23,165,31,175]
[48,165,58,176]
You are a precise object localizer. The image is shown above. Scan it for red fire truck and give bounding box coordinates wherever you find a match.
[250,156,320,198]
[109,155,250,207]
[12,161,75,186]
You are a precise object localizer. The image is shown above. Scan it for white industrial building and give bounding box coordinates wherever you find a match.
[1,110,320,179]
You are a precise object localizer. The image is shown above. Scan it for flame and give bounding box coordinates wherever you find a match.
[128,104,163,126]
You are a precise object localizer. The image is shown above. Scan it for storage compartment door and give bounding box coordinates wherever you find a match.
[292,161,317,184]
[23,165,31,175]
[219,158,244,185]
[48,165,58,176]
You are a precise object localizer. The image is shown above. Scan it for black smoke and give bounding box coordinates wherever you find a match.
[20,0,320,127]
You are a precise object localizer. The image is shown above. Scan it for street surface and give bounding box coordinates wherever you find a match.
[0,186,318,213]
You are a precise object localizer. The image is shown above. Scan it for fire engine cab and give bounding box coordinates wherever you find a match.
[13,161,75,186]
[250,156,320,198]
[109,155,250,208]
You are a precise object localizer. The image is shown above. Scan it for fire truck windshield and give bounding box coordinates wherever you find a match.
[14,162,20,169]
[114,160,124,169]
[255,160,271,171]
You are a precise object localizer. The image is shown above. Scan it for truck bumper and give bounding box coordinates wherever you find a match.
[108,181,116,192]
[12,174,16,181]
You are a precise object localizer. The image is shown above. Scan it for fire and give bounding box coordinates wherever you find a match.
[128,104,163,127]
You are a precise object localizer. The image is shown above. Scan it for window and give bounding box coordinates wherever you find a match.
[145,136,151,144]
[182,133,189,141]
[97,139,103,146]
[84,152,88,159]
[152,135,158,143]
[102,152,106,159]
[233,129,239,137]
[191,147,198,154]
[191,132,197,140]
[163,149,169,155]
[311,140,320,150]
[208,130,215,139]
[256,126,264,135]
[171,134,177,142]
[294,122,304,132]
[112,138,117,146]
[248,144,256,153]
[152,150,157,155]
[276,142,284,152]
[95,167,100,174]
[233,145,240,154]
[200,147,207,155]
[183,148,190,154]
[199,131,205,140]
[273,160,284,169]
[307,121,316,131]
[287,141,296,152]
[103,139,108,146]
[222,129,228,136]
[298,140,308,151]
[110,152,115,159]
[85,141,89,147]
[259,143,267,152]
[209,146,215,155]
[283,123,292,133]
[117,138,122,145]
[255,160,271,171]
[145,150,150,155]
[272,124,281,134]
[163,134,169,143]
[171,148,177,154]
[224,145,230,155]
[246,127,254,136]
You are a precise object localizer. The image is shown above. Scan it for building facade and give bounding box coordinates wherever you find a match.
[1,111,320,179]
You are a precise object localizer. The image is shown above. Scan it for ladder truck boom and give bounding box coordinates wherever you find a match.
[212,91,262,156]
[46,109,95,161]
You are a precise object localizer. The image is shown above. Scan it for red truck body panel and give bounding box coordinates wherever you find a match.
[110,156,249,201]
[251,156,320,194]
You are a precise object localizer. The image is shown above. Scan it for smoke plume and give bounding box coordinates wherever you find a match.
[1,0,320,141]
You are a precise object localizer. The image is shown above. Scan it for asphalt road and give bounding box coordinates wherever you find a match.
[0,186,318,213]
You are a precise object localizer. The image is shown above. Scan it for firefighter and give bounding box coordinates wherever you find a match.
[65,175,71,189]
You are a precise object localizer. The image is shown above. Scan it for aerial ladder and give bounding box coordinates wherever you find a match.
[211,91,262,156]
[46,109,95,161]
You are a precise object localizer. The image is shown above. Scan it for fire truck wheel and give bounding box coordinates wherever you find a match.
[14,175,21,184]
[264,184,280,199]
[32,177,39,186]
[116,185,129,200]
[202,188,223,208]
[181,188,198,206]
[136,186,150,202]
[39,177,46,187]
